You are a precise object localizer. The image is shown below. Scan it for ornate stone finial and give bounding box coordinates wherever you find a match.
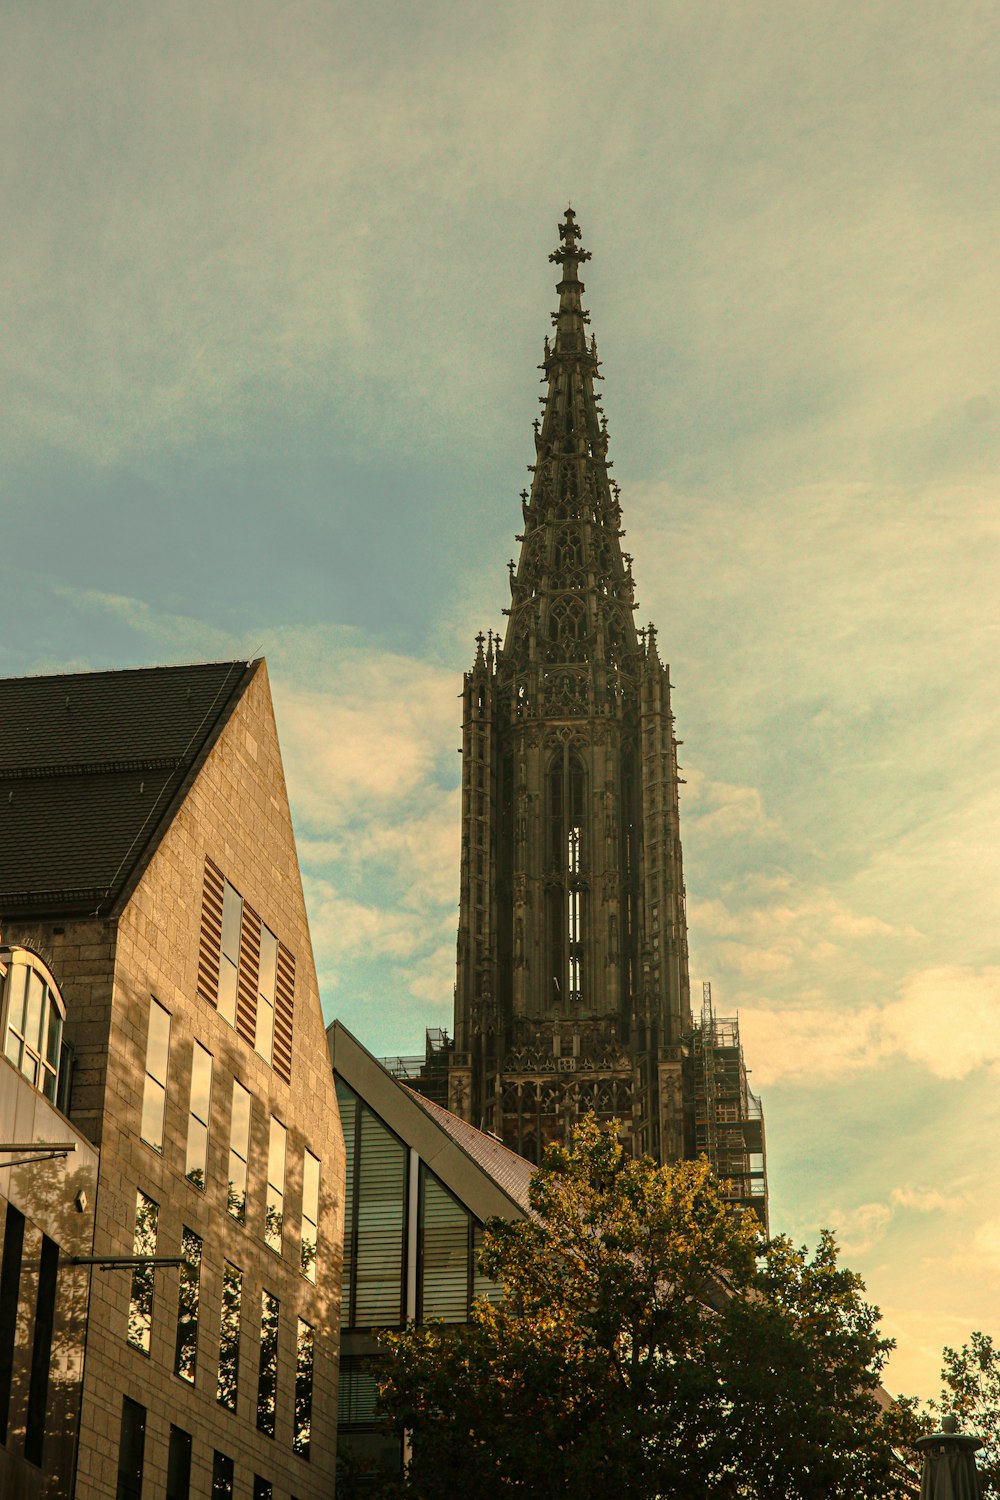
[549,206,592,268]
[475,630,486,663]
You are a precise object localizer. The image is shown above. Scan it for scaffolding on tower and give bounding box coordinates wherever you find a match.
[690,982,768,1230]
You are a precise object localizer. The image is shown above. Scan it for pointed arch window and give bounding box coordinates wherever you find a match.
[545,749,588,1011]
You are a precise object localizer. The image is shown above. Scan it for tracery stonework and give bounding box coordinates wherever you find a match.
[450,209,692,1164]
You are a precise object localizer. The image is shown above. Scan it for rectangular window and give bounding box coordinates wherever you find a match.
[140,999,171,1150]
[256,1290,279,1436]
[255,924,277,1064]
[167,1425,192,1500]
[420,1168,472,1323]
[264,1117,286,1255]
[293,1319,314,1459]
[301,1150,320,1283]
[127,1191,159,1353]
[253,1480,272,1500]
[185,1042,213,1189]
[174,1228,202,1383]
[227,1080,252,1221]
[212,1453,234,1500]
[24,1233,59,1464]
[216,1262,242,1411]
[116,1397,146,1500]
[218,881,243,1026]
[0,1204,25,1442]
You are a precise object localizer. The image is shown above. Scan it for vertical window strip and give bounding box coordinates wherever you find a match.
[255,924,277,1064]
[127,1192,159,1353]
[185,1042,213,1189]
[216,1263,242,1411]
[301,1150,320,1283]
[335,1081,358,1326]
[293,1320,314,1459]
[235,903,261,1049]
[218,880,243,1026]
[264,1117,286,1255]
[174,1228,202,1383]
[0,1205,26,1441]
[115,1396,146,1500]
[353,1104,406,1327]
[211,1453,234,1500]
[24,1233,58,1464]
[140,999,171,1151]
[197,857,225,1008]
[419,1169,472,1323]
[167,1425,193,1500]
[227,1080,252,1221]
[272,944,295,1084]
[256,1290,279,1436]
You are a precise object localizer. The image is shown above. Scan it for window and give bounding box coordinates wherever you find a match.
[24,1234,59,1464]
[293,1319,314,1458]
[216,1263,242,1411]
[264,1117,286,1255]
[219,880,243,1026]
[116,1397,146,1500]
[420,1169,472,1323]
[212,1453,234,1500]
[185,1042,213,1188]
[227,1080,252,1221]
[174,1228,202,1383]
[253,1480,272,1500]
[301,1150,320,1283]
[337,1080,407,1329]
[140,999,171,1151]
[127,1191,159,1353]
[167,1425,192,1500]
[0,1204,25,1442]
[256,1290,279,1436]
[255,924,277,1064]
[1,948,65,1103]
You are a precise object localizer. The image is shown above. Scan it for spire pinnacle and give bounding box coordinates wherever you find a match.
[548,207,592,358]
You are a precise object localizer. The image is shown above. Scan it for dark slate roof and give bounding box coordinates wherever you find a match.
[404,1087,536,1213]
[0,660,259,918]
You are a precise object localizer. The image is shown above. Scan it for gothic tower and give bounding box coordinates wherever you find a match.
[449,209,692,1164]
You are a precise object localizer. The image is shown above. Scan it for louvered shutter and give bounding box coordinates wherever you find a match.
[420,1170,471,1322]
[353,1108,406,1327]
[272,944,295,1084]
[196,858,225,1007]
[235,904,260,1048]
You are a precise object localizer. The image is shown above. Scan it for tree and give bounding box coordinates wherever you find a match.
[376,1117,921,1499]
[936,1331,1000,1494]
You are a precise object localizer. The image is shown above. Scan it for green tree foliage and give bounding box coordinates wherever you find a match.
[936,1332,1000,1494]
[376,1118,921,1499]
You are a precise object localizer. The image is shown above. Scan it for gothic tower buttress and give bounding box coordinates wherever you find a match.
[450,209,693,1164]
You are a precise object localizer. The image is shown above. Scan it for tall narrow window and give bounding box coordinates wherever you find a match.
[420,1169,472,1323]
[140,999,171,1150]
[253,1480,272,1500]
[167,1425,192,1500]
[255,924,277,1064]
[212,1453,234,1500]
[174,1228,202,1383]
[127,1191,159,1353]
[264,1117,286,1255]
[0,1204,25,1442]
[545,750,588,1010]
[256,1290,279,1436]
[116,1397,146,1500]
[185,1042,213,1189]
[24,1233,59,1464]
[301,1150,320,1283]
[293,1319,314,1458]
[227,1080,252,1221]
[216,1262,242,1411]
[218,881,243,1026]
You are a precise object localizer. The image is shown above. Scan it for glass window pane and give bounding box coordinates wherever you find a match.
[116,1398,146,1500]
[145,1001,171,1085]
[265,1119,285,1254]
[293,1320,314,1458]
[258,926,278,1003]
[216,1263,242,1411]
[228,1082,252,1221]
[140,1077,166,1152]
[174,1229,202,1383]
[255,996,274,1065]
[301,1151,320,1284]
[221,883,243,964]
[167,1425,192,1500]
[212,1453,234,1500]
[256,1291,279,1436]
[24,971,44,1052]
[44,1002,61,1068]
[127,1193,158,1353]
[5,964,27,1034]
[190,1044,212,1121]
[217,957,238,1027]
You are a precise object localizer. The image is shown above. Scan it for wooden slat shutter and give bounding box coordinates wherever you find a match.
[236,904,260,1049]
[196,858,225,1007]
[272,944,295,1084]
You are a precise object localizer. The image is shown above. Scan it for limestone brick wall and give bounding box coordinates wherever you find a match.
[71,662,344,1500]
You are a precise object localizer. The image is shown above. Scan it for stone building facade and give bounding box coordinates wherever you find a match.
[0,660,343,1500]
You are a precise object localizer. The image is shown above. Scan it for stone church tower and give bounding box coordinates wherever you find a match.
[449,209,692,1164]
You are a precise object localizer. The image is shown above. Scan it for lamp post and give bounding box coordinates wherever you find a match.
[915,1414,984,1499]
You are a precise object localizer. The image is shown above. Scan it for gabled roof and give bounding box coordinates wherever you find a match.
[328,1020,532,1221]
[0,660,259,918]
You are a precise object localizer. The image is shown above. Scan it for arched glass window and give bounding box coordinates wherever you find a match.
[1,948,66,1105]
[545,750,588,1011]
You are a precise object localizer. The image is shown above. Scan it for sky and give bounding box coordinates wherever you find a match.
[3,0,998,1403]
